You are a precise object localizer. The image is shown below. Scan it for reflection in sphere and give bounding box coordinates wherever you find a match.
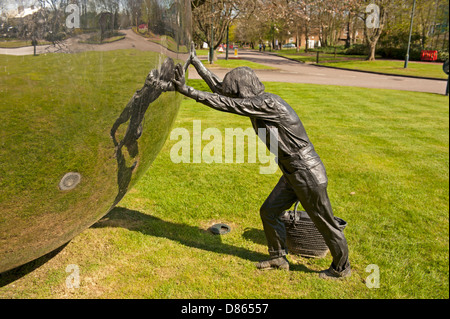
[0,0,191,273]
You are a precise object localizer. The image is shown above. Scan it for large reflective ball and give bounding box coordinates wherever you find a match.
[0,0,191,273]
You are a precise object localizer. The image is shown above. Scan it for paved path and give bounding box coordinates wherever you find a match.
[0,29,182,60]
[189,50,448,95]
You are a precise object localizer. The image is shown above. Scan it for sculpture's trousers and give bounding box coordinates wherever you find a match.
[260,145,350,272]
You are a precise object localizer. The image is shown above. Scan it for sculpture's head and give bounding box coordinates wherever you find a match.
[160,57,175,82]
[222,67,265,98]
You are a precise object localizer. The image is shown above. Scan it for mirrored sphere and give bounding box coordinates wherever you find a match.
[0,0,191,273]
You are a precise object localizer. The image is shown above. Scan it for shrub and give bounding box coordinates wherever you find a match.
[44,32,66,43]
[345,44,368,55]
[438,51,449,62]
[376,46,422,61]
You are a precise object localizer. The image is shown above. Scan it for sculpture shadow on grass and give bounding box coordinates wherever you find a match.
[92,207,267,262]
[0,244,68,287]
[242,227,269,246]
[0,207,315,287]
[0,208,317,287]
[93,207,317,274]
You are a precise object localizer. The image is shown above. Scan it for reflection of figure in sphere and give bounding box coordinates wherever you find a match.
[110,57,175,206]
[111,57,175,158]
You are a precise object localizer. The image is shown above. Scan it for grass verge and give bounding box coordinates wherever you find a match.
[0,40,52,48]
[276,49,367,64]
[320,60,448,79]
[274,49,447,79]
[199,58,278,70]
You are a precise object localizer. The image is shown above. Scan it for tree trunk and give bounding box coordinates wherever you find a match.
[367,41,377,61]
[304,23,310,53]
[443,17,449,51]
[345,15,351,49]
[364,6,386,61]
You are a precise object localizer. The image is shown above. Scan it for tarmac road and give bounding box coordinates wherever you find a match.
[189,49,448,95]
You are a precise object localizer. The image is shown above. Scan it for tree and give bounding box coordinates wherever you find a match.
[141,0,164,34]
[353,0,392,61]
[271,0,359,51]
[127,0,143,28]
[191,0,259,50]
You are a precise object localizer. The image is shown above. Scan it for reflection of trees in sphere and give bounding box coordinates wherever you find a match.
[0,0,191,273]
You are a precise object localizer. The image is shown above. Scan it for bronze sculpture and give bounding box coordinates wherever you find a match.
[173,48,351,279]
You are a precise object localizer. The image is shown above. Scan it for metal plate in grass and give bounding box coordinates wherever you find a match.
[209,224,232,236]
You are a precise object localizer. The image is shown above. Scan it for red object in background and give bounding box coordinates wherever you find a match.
[421,50,438,61]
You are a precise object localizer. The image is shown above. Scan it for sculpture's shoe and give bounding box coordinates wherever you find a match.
[256,257,289,271]
[319,265,351,280]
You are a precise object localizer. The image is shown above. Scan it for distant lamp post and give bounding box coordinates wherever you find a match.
[209,0,214,64]
[444,59,449,96]
[225,24,229,61]
[404,0,417,69]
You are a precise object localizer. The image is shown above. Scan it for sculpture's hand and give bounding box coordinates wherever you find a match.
[183,42,197,71]
[145,69,160,87]
[189,42,197,62]
[173,63,188,94]
[189,42,202,67]
[161,81,175,92]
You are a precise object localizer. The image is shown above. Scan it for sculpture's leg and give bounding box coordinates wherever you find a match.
[260,176,298,258]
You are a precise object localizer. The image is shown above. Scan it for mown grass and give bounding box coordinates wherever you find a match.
[0,40,52,48]
[275,49,447,79]
[320,60,448,79]
[78,34,126,44]
[195,49,276,70]
[276,48,368,64]
[199,58,278,70]
[0,79,448,299]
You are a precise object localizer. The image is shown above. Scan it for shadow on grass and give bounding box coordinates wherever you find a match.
[0,208,316,287]
[242,227,268,246]
[0,243,68,287]
[93,207,316,274]
[93,207,268,262]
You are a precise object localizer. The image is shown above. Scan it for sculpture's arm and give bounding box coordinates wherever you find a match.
[191,56,223,94]
[187,43,223,94]
[111,101,132,146]
[173,64,278,120]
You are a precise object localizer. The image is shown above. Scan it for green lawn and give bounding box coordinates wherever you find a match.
[321,60,448,79]
[0,39,52,48]
[199,58,278,70]
[195,48,277,70]
[277,49,367,64]
[78,34,126,44]
[0,78,448,298]
[274,49,447,80]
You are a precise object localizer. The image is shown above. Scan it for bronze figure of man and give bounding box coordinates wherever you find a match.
[173,49,351,279]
